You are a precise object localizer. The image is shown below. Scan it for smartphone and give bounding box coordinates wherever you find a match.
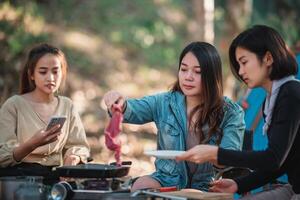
[46,116,67,131]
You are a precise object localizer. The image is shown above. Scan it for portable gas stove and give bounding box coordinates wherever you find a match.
[51,177,136,200]
[51,178,186,200]
[50,162,132,199]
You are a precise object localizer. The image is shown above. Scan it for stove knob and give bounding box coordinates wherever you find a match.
[51,181,73,200]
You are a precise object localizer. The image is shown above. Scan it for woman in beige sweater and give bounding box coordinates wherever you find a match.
[0,43,90,177]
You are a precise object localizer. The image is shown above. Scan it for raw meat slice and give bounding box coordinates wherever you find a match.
[104,105,123,166]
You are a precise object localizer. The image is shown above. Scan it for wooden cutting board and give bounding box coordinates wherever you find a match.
[164,189,233,200]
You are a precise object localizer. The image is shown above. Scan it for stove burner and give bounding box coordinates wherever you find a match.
[82,178,121,191]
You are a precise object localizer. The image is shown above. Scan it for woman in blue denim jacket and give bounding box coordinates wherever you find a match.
[103,42,245,191]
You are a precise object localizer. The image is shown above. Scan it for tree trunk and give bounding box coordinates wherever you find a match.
[192,0,215,43]
[222,0,252,100]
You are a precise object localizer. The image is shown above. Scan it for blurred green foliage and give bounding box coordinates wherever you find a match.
[0,2,47,57]
[215,0,300,48]
[1,0,300,104]
[39,0,188,69]
[0,1,48,102]
[251,0,300,46]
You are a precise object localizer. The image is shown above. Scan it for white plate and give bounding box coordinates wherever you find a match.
[144,150,185,159]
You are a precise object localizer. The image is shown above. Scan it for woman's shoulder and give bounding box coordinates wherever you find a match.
[145,91,180,101]
[281,80,300,98]
[222,96,243,114]
[152,91,174,97]
[220,97,245,128]
[57,95,73,105]
[158,91,185,106]
[166,91,184,100]
[0,95,26,116]
[1,95,23,108]
[57,96,80,115]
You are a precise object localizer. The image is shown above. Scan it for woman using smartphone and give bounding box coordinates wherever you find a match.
[0,44,90,177]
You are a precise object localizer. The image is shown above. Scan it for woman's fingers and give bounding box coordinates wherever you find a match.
[209,181,223,192]
[176,145,217,164]
[176,145,201,162]
[111,98,125,113]
[211,180,221,186]
[104,91,122,108]
[42,131,60,144]
[64,155,81,166]
[48,132,60,141]
[209,186,217,192]
[32,126,61,147]
[116,97,125,107]
[42,125,61,144]
[46,124,61,133]
[209,179,237,193]
[209,181,225,193]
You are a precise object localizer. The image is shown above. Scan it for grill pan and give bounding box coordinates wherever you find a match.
[55,163,130,178]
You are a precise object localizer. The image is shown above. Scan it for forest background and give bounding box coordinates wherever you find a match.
[1,0,300,177]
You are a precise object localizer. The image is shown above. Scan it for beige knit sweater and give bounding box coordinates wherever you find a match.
[0,95,90,167]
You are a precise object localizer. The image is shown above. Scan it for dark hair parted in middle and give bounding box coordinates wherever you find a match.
[20,43,68,94]
[172,41,224,144]
[229,25,298,82]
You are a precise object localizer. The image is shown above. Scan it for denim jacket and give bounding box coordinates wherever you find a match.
[123,91,245,190]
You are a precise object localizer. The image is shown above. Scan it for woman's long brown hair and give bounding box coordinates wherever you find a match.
[172,42,224,144]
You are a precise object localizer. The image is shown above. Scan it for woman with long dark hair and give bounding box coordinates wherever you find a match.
[103,42,245,191]
[176,25,300,200]
[0,43,90,177]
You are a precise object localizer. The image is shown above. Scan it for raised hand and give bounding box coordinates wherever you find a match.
[31,124,62,147]
[103,90,126,113]
[13,124,61,162]
[209,179,238,193]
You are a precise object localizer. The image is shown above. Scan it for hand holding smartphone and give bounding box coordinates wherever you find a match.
[46,116,67,132]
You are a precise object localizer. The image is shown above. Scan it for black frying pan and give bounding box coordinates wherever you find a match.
[55,162,131,178]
